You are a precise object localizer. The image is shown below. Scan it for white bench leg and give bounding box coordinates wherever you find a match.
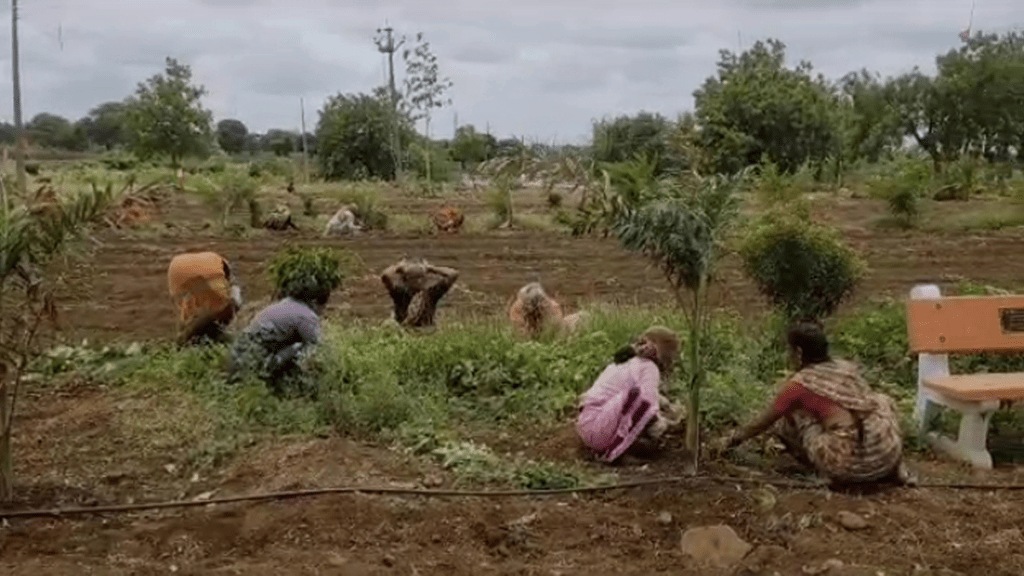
[928,409,995,470]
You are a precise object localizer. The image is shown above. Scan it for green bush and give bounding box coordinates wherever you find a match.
[60,297,1024,483]
[267,245,344,299]
[739,216,866,322]
[868,156,930,226]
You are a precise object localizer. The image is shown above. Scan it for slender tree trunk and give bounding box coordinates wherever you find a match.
[424,116,433,184]
[0,384,12,502]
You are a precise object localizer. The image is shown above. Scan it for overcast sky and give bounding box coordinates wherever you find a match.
[0,0,1019,142]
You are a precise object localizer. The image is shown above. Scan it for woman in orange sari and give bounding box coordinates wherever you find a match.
[167,251,243,345]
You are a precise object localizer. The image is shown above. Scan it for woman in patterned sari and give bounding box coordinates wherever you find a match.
[724,322,913,485]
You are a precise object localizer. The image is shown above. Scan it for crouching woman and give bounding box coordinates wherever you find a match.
[227,280,333,395]
[724,322,912,486]
[576,326,684,463]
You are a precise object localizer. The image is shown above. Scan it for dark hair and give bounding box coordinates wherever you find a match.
[613,344,637,364]
[287,283,331,309]
[787,321,831,368]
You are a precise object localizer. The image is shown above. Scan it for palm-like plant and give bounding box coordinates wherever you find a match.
[611,170,746,463]
[0,176,117,501]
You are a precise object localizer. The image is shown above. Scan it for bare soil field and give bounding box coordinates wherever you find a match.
[55,190,1024,343]
[5,188,1024,575]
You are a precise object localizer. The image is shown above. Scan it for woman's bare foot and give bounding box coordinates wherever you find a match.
[895,461,918,486]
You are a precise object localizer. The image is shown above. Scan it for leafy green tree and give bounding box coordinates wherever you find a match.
[26,113,77,149]
[888,31,1024,169]
[693,39,839,174]
[216,118,249,155]
[0,179,119,501]
[123,57,214,167]
[592,112,674,174]
[316,92,409,180]
[262,129,297,157]
[450,124,497,166]
[836,69,903,164]
[613,172,744,459]
[82,101,130,150]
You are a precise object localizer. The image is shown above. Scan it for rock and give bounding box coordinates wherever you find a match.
[657,511,673,525]
[680,524,752,568]
[802,558,844,574]
[741,545,791,572]
[836,511,868,531]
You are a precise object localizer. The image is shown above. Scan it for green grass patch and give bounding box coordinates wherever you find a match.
[33,296,1024,486]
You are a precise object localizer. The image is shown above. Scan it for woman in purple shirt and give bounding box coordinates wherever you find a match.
[228,281,331,392]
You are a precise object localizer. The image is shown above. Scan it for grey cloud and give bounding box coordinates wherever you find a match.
[0,0,1017,139]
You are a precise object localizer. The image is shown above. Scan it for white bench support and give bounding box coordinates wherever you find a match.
[911,284,998,470]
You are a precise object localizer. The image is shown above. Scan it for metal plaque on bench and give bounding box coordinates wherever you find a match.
[1000,308,1024,333]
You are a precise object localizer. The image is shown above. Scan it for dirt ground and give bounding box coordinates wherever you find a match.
[55,190,1024,344]
[4,383,1024,575]
[5,189,1024,575]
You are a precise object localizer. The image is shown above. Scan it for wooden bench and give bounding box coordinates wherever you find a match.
[908,284,1024,469]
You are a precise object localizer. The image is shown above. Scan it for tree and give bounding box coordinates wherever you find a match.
[612,172,745,461]
[835,69,903,165]
[887,31,1024,169]
[25,113,76,149]
[316,92,408,180]
[0,180,119,501]
[82,101,130,150]
[401,32,453,183]
[123,57,214,167]
[216,119,249,155]
[592,112,675,174]
[693,39,839,174]
[264,130,296,157]
[450,124,497,166]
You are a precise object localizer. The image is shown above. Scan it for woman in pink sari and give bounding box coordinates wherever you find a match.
[576,326,682,463]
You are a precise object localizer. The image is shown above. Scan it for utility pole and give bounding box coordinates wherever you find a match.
[299,97,310,184]
[11,0,27,195]
[375,23,404,178]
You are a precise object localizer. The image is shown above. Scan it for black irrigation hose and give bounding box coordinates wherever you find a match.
[3,474,1024,521]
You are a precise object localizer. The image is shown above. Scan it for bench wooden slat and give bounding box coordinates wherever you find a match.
[923,372,1024,402]
[907,296,1024,353]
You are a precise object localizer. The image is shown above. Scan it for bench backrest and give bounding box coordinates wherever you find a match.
[907,295,1024,354]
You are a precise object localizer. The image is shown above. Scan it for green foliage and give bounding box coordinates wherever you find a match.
[0,178,121,500]
[613,172,743,454]
[123,57,214,166]
[316,92,407,180]
[450,124,497,166]
[267,246,344,300]
[82,101,130,151]
[693,39,839,174]
[591,112,676,175]
[739,216,866,322]
[868,156,930,226]
[216,119,249,155]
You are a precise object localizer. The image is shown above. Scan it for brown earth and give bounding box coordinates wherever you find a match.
[4,189,1024,574]
[55,191,1024,344]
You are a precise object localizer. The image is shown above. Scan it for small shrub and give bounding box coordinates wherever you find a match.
[868,157,930,227]
[755,158,801,207]
[267,245,344,299]
[739,216,866,322]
